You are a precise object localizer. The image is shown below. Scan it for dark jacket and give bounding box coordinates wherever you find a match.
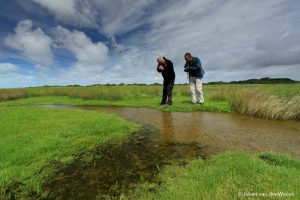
[157,57,175,81]
[184,57,205,78]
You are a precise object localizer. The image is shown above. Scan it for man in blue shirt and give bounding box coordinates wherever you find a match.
[184,53,205,105]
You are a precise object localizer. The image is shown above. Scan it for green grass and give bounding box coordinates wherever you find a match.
[131,152,300,200]
[0,85,299,198]
[0,84,299,119]
[0,95,230,113]
[0,107,139,199]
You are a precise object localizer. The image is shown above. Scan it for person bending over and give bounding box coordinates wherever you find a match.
[157,57,176,106]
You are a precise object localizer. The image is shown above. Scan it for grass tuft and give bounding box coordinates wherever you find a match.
[131,152,300,200]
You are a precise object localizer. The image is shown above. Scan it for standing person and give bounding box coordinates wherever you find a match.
[157,57,176,105]
[184,53,205,105]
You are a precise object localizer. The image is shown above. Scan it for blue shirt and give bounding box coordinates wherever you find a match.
[185,57,205,78]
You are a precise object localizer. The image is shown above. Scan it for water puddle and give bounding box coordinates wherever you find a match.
[40,105,300,199]
[43,127,206,199]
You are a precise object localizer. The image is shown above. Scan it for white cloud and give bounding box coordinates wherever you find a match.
[53,26,109,79]
[2,0,300,87]
[4,20,53,65]
[0,63,37,88]
[107,0,300,83]
[31,0,76,18]
[0,63,18,74]
[30,0,156,35]
[91,0,155,35]
[30,0,97,28]
[54,26,108,65]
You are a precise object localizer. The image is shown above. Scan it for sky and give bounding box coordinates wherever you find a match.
[0,0,300,88]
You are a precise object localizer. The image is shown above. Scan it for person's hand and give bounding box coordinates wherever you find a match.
[158,65,164,71]
[184,63,189,72]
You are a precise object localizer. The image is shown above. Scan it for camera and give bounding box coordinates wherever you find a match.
[184,64,189,72]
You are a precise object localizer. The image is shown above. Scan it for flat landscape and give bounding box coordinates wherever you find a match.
[0,84,299,199]
[1,1,300,199]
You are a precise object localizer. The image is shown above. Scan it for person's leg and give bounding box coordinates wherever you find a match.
[195,78,204,104]
[189,77,197,103]
[161,80,167,104]
[166,79,174,105]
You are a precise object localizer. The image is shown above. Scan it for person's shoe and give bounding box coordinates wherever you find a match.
[199,102,204,105]
[160,102,166,105]
[166,102,172,106]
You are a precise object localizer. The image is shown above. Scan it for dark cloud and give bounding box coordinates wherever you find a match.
[251,32,300,67]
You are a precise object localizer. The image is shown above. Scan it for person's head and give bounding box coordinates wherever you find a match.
[157,57,166,65]
[184,53,193,62]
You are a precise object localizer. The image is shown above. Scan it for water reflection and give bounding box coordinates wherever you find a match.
[40,105,300,199]
[161,112,174,142]
[40,105,300,158]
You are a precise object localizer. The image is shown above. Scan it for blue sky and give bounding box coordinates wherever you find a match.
[0,0,300,88]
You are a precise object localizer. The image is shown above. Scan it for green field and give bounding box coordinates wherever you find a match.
[0,84,299,199]
[132,152,300,199]
[1,84,299,120]
[0,107,139,199]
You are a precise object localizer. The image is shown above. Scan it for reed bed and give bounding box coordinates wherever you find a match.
[0,91,28,101]
[229,90,300,120]
[208,85,300,120]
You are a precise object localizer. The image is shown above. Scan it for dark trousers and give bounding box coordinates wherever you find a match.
[161,79,175,104]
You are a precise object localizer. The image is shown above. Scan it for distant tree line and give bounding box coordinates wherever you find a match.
[207,77,299,85]
[37,77,298,88]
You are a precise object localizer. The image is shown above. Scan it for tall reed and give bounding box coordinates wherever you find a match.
[0,91,28,101]
[229,89,300,120]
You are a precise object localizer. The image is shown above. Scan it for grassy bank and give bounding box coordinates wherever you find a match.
[132,152,300,199]
[0,88,299,199]
[0,84,299,120]
[0,95,231,113]
[0,107,139,199]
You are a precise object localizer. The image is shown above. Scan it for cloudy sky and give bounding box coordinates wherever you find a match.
[0,0,300,88]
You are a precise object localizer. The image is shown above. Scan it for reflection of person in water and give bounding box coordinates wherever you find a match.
[161,112,175,141]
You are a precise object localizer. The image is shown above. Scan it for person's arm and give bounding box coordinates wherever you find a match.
[199,64,205,78]
[195,57,204,78]
[184,62,189,72]
[167,61,173,72]
[188,58,201,71]
[157,65,163,72]
[193,57,205,78]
